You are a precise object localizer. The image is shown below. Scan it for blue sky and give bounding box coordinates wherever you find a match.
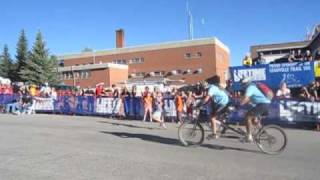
[0,0,319,66]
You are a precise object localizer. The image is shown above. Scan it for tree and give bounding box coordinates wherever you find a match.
[20,31,60,85]
[16,29,29,82]
[0,44,14,79]
[82,47,93,52]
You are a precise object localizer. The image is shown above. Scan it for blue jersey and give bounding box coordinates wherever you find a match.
[207,85,229,106]
[245,84,271,105]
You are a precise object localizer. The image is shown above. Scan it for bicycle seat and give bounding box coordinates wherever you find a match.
[258,112,269,120]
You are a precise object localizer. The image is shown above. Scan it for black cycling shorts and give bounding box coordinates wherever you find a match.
[246,103,269,117]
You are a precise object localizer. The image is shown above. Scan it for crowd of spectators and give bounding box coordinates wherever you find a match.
[243,49,320,67]
[0,82,57,114]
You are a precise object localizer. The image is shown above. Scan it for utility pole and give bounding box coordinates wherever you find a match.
[186,1,194,40]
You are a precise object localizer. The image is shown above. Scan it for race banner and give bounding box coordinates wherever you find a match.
[230,62,315,90]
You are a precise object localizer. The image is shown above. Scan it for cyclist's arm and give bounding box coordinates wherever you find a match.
[240,96,250,106]
[196,95,211,108]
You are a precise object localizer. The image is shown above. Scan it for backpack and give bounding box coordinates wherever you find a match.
[256,82,274,100]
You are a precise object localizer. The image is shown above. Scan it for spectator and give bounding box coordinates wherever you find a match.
[129,85,139,119]
[276,82,291,99]
[40,82,51,97]
[295,50,303,61]
[142,86,150,97]
[308,81,319,100]
[153,91,167,128]
[84,87,95,114]
[255,52,267,65]
[142,91,153,122]
[242,53,252,67]
[175,91,184,124]
[112,86,120,118]
[95,83,105,97]
[50,87,58,103]
[194,83,204,98]
[304,50,313,61]
[186,91,195,120]
[120,87,130,118]
[298,87,312,101]
[288,51,296,63]
[20,87,33,114]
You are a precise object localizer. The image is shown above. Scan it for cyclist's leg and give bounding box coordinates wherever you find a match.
[245,104,269,140]
[245,108,257,141]
[209,103,225,137]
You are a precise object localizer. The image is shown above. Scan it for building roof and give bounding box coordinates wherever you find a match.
[251,40,310,52]
[58,63,128,72]
[59,37,230,60]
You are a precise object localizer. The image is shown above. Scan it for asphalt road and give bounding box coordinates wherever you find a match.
[0,114,319,180]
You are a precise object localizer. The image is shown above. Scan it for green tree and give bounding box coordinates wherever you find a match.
[0,44,14,79]
[16,29,29,82]
[82,47,93,52]
[20,31,60,85]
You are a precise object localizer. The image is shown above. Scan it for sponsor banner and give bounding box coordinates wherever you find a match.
[34,97,55,111]
[230,62,315,90]
[1,94,319,123]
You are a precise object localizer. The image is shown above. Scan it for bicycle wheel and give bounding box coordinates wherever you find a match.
[178,120,204,146]
[255,125,287,155]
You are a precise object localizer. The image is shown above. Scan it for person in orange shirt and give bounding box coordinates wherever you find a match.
[175,91,184,124]
[142,92,153,122]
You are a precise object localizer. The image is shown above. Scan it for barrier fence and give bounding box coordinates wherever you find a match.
[1,94,319,125]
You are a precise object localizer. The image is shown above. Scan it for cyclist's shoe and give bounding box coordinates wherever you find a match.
[240,134,253,143]
[206,133,219,140]
[245,134,254,143]
[160,122,167,129]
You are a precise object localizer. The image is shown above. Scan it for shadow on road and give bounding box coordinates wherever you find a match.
[201,144,261,154]
[100,131,179,145]
[100,131,261,154]
[98,121,160,130]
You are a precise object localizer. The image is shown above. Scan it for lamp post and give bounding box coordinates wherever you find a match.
[71,66,76,87]
[92,50,96,64]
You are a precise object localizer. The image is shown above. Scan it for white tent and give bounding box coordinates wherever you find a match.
[0,77,11,85]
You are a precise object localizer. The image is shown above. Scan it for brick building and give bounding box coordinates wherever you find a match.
[58,30,230,88]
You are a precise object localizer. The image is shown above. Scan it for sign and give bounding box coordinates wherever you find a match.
[230,62,315,90]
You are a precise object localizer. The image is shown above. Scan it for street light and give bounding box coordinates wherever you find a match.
[92,50,96,64]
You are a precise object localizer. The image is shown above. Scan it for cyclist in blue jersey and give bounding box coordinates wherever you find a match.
[240,77,271,142]
[197,75,230,139]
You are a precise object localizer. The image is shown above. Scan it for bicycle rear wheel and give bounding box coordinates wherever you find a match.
[255,125,287,155]
[178,121,204,146]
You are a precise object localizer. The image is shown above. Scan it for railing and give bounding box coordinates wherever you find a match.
[1,94,319,125]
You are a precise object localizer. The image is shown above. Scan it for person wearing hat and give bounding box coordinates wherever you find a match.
[196,75,230,139]
[239,77,271,142]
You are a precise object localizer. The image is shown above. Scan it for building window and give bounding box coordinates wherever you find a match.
[194,68,203,74]
[113,59,127,64]
[154,71,165,76]
[135,72,145,77]
[74,72,80,79]
[185,52,202,59]
[129,57,144,64]
[185,53,192,59]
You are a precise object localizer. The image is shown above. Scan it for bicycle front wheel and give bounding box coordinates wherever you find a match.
[255,125,287,155]
[178,121,204,146]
